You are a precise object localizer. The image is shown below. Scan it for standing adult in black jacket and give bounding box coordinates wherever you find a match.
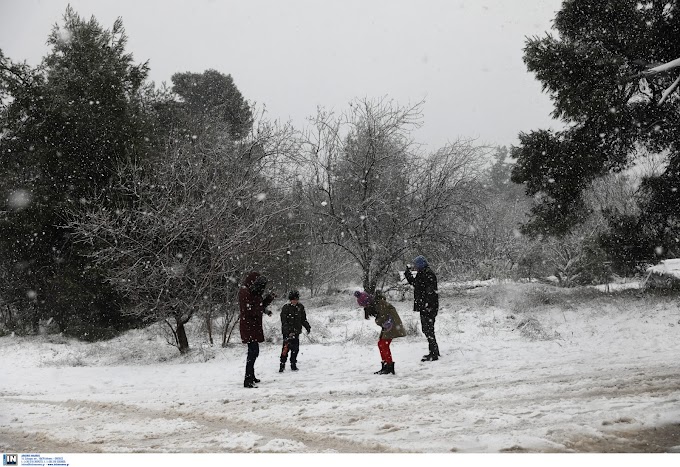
[404,255,440,361]
[279,290,311,372]
[239,271,276,388]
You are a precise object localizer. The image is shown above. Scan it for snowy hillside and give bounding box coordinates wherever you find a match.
[1,282,679,454]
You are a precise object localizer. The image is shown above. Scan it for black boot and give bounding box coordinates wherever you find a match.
[279,363,285,373]
[421,354,438,362]
[429,341,441,358]
[374,362,386,374]
[291,362,298,371]
[253,376,261,383]
[244,378,258,388]
[385,362,395,375]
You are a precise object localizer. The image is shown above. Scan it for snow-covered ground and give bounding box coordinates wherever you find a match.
[648,258,680,280]
[1,282,679,457]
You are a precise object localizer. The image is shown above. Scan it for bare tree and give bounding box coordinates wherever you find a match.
[303,242,356,296]
[301,97,486,292]
[69,119,295,353]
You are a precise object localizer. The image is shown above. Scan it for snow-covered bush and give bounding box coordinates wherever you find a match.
[515,317,552,341]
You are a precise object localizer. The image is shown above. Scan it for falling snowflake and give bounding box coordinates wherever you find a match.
[8,189,32,210]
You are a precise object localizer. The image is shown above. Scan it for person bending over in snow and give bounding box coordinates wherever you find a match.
[354,290,406,375]
[279,290,311,372]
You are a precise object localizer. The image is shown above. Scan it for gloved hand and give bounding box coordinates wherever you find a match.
[381,317,394,331]
[306,327,311,334]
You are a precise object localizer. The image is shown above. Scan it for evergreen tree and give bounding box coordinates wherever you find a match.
[0,7,151,337]
[511,0,680,266]
[170,69,253,140]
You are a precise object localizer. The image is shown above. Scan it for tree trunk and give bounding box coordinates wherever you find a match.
[221,315,228,347]
[4,304,14,329]
[176,320,190,354]
[362,270,376,294]
[221,302,239,347]
[31,307,40,335]
[206,311,213,345]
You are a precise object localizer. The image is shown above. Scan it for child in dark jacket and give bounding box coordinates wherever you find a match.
[279,290,311,372]
[354,290,406,375]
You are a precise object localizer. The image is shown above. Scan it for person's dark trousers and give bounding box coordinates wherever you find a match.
[420,312,440,357]
[280,335,300,365]
[245,341,260,382]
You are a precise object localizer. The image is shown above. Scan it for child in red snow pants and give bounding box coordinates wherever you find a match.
[378,338,393,363]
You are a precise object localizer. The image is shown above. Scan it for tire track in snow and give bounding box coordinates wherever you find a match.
[2,397,405,453]
[275,366,680,406]
[236,365,680,452]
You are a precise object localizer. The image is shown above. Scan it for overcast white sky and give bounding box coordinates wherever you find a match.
[0,0,564,149]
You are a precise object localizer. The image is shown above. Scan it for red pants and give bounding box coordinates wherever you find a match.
[378,338,393,363]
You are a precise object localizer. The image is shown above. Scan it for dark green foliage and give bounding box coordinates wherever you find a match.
[644,271,680,292]
[511,0,680,264]
[0,7,151,337]
[599,211,666,274]
[170,69,253,140]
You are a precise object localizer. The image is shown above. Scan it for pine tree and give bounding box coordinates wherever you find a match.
[0,7,152,336]
[170,69,253,141]
[511,0,680,266]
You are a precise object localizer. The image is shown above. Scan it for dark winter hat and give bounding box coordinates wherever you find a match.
[353,290,374,307]
[288,290,300,300]
[250,275,268,294]
[413,255,428,271]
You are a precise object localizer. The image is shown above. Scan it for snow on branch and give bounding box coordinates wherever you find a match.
[641,57,680,76]
[639,56,680,104]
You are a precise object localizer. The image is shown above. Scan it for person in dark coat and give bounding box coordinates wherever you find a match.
[355,290,406,375]
[404,255,440,361]
[239,271,276,388]
[279,290,311,372]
